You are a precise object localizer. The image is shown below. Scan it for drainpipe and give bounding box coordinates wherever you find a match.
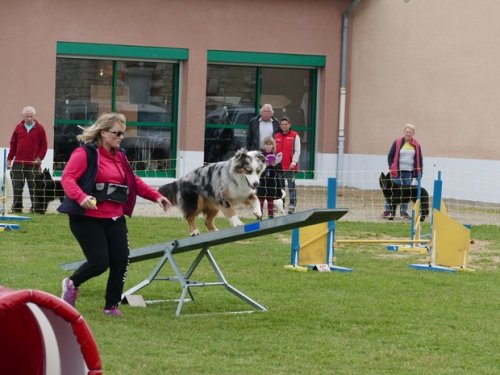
[337,0,361,186]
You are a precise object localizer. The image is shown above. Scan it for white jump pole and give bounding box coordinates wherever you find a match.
[0,148,31,222]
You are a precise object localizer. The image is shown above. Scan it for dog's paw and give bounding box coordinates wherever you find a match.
[253,208,263,218]
[229,216,244,227]
[190,229,201,236]
[273,199,286,216]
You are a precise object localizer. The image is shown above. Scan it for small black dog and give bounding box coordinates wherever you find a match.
[33,169,65,214]
[379,172,429,221]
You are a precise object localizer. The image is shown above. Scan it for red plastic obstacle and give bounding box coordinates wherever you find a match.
[0,286,102,375]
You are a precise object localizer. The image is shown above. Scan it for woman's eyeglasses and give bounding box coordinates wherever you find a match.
[107,130,125,137]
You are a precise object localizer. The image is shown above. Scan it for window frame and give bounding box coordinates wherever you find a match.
[206,50,324,179]
[55,41,188,177]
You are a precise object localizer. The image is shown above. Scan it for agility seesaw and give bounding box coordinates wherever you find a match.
[60,208,348,317]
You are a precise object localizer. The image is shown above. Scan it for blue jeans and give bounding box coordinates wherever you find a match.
[384,170,413,213]
[281,170,297,210]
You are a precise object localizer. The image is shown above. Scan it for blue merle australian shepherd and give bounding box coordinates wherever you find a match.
[159,149,267,236]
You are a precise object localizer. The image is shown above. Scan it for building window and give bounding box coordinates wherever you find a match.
[205,51,323,178]
[205,65,257,163]
[54,42,187,177]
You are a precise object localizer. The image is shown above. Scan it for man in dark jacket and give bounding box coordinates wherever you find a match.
[247,103,280,151]
[7,106,48,213]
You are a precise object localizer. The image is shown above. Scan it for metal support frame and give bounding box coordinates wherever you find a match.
[122,242,267,317]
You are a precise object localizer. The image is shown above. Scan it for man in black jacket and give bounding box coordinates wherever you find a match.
[247,103,280,151]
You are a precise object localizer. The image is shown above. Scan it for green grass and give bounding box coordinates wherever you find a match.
[1,214,499,374]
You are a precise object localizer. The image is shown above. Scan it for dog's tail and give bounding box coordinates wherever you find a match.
[420,187,430,220]
[158,182,179,206]
[158,180,200,216]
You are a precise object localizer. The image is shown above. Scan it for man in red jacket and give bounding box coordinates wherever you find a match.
[7,106,48,213]
[275,117,300,214]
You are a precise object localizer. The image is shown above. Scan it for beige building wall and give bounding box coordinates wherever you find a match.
[2,0,497,195]
[348,0,500,161]
[0,0,348,164]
